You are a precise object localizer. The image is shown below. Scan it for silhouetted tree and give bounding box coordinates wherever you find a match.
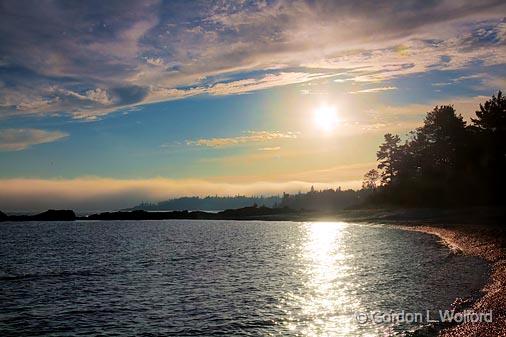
[417,105,467,170]
[377,133,402,185]
[470,91,506,204]
[472,91,506,132]
[362,169,380,190]
[408,106,468,204]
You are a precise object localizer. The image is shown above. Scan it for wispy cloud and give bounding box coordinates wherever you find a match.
[364,95,491,125]
[349,86,398,94]
[186,131,298,148]
[432,73,486,87]
[57,88,113,105]
[0,1,504,119]
[258,146,281,151]
[0,128,68,151]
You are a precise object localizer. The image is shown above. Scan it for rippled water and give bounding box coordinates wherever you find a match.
[0,220,489,336]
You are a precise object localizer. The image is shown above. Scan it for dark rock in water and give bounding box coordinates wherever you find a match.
[6,209,76,222]
[85,205,299,221]
[0,211,7,221]
[33,209,76,221]
[87,209,193,221]
[218,205,295,218]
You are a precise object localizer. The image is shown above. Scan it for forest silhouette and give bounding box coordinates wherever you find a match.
[363,91,505,207]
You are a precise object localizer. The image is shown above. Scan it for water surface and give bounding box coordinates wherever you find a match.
[0,220,489,336]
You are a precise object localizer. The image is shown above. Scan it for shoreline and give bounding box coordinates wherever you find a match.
[393,223,505,337]
[328,208,504,336]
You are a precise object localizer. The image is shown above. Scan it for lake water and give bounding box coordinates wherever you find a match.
[0,220,489,336]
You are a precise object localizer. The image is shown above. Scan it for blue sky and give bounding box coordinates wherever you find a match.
[0,0,505,211]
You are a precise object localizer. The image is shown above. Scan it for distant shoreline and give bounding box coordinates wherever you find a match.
[2,206,505,224]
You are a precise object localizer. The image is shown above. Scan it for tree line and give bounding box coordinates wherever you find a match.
[363,91,505,207]
[128,195,280,211]
[276,186,368,211]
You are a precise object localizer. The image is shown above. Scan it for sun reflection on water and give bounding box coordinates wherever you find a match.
[283,222,362,337]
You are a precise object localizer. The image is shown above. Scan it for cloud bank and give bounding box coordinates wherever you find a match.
[0,177,362,213]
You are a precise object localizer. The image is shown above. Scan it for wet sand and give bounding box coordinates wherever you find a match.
[397,224,505,337]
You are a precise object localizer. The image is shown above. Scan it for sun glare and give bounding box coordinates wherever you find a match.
[313,104,339,133]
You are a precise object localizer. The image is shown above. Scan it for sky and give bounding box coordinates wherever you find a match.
[0,0,505,212]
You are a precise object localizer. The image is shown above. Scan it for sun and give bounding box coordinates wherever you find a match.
[313,104,339,133]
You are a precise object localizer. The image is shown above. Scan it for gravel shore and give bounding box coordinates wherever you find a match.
[398,224,505,337]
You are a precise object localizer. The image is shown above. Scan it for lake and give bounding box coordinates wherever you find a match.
[0,220,489,336]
